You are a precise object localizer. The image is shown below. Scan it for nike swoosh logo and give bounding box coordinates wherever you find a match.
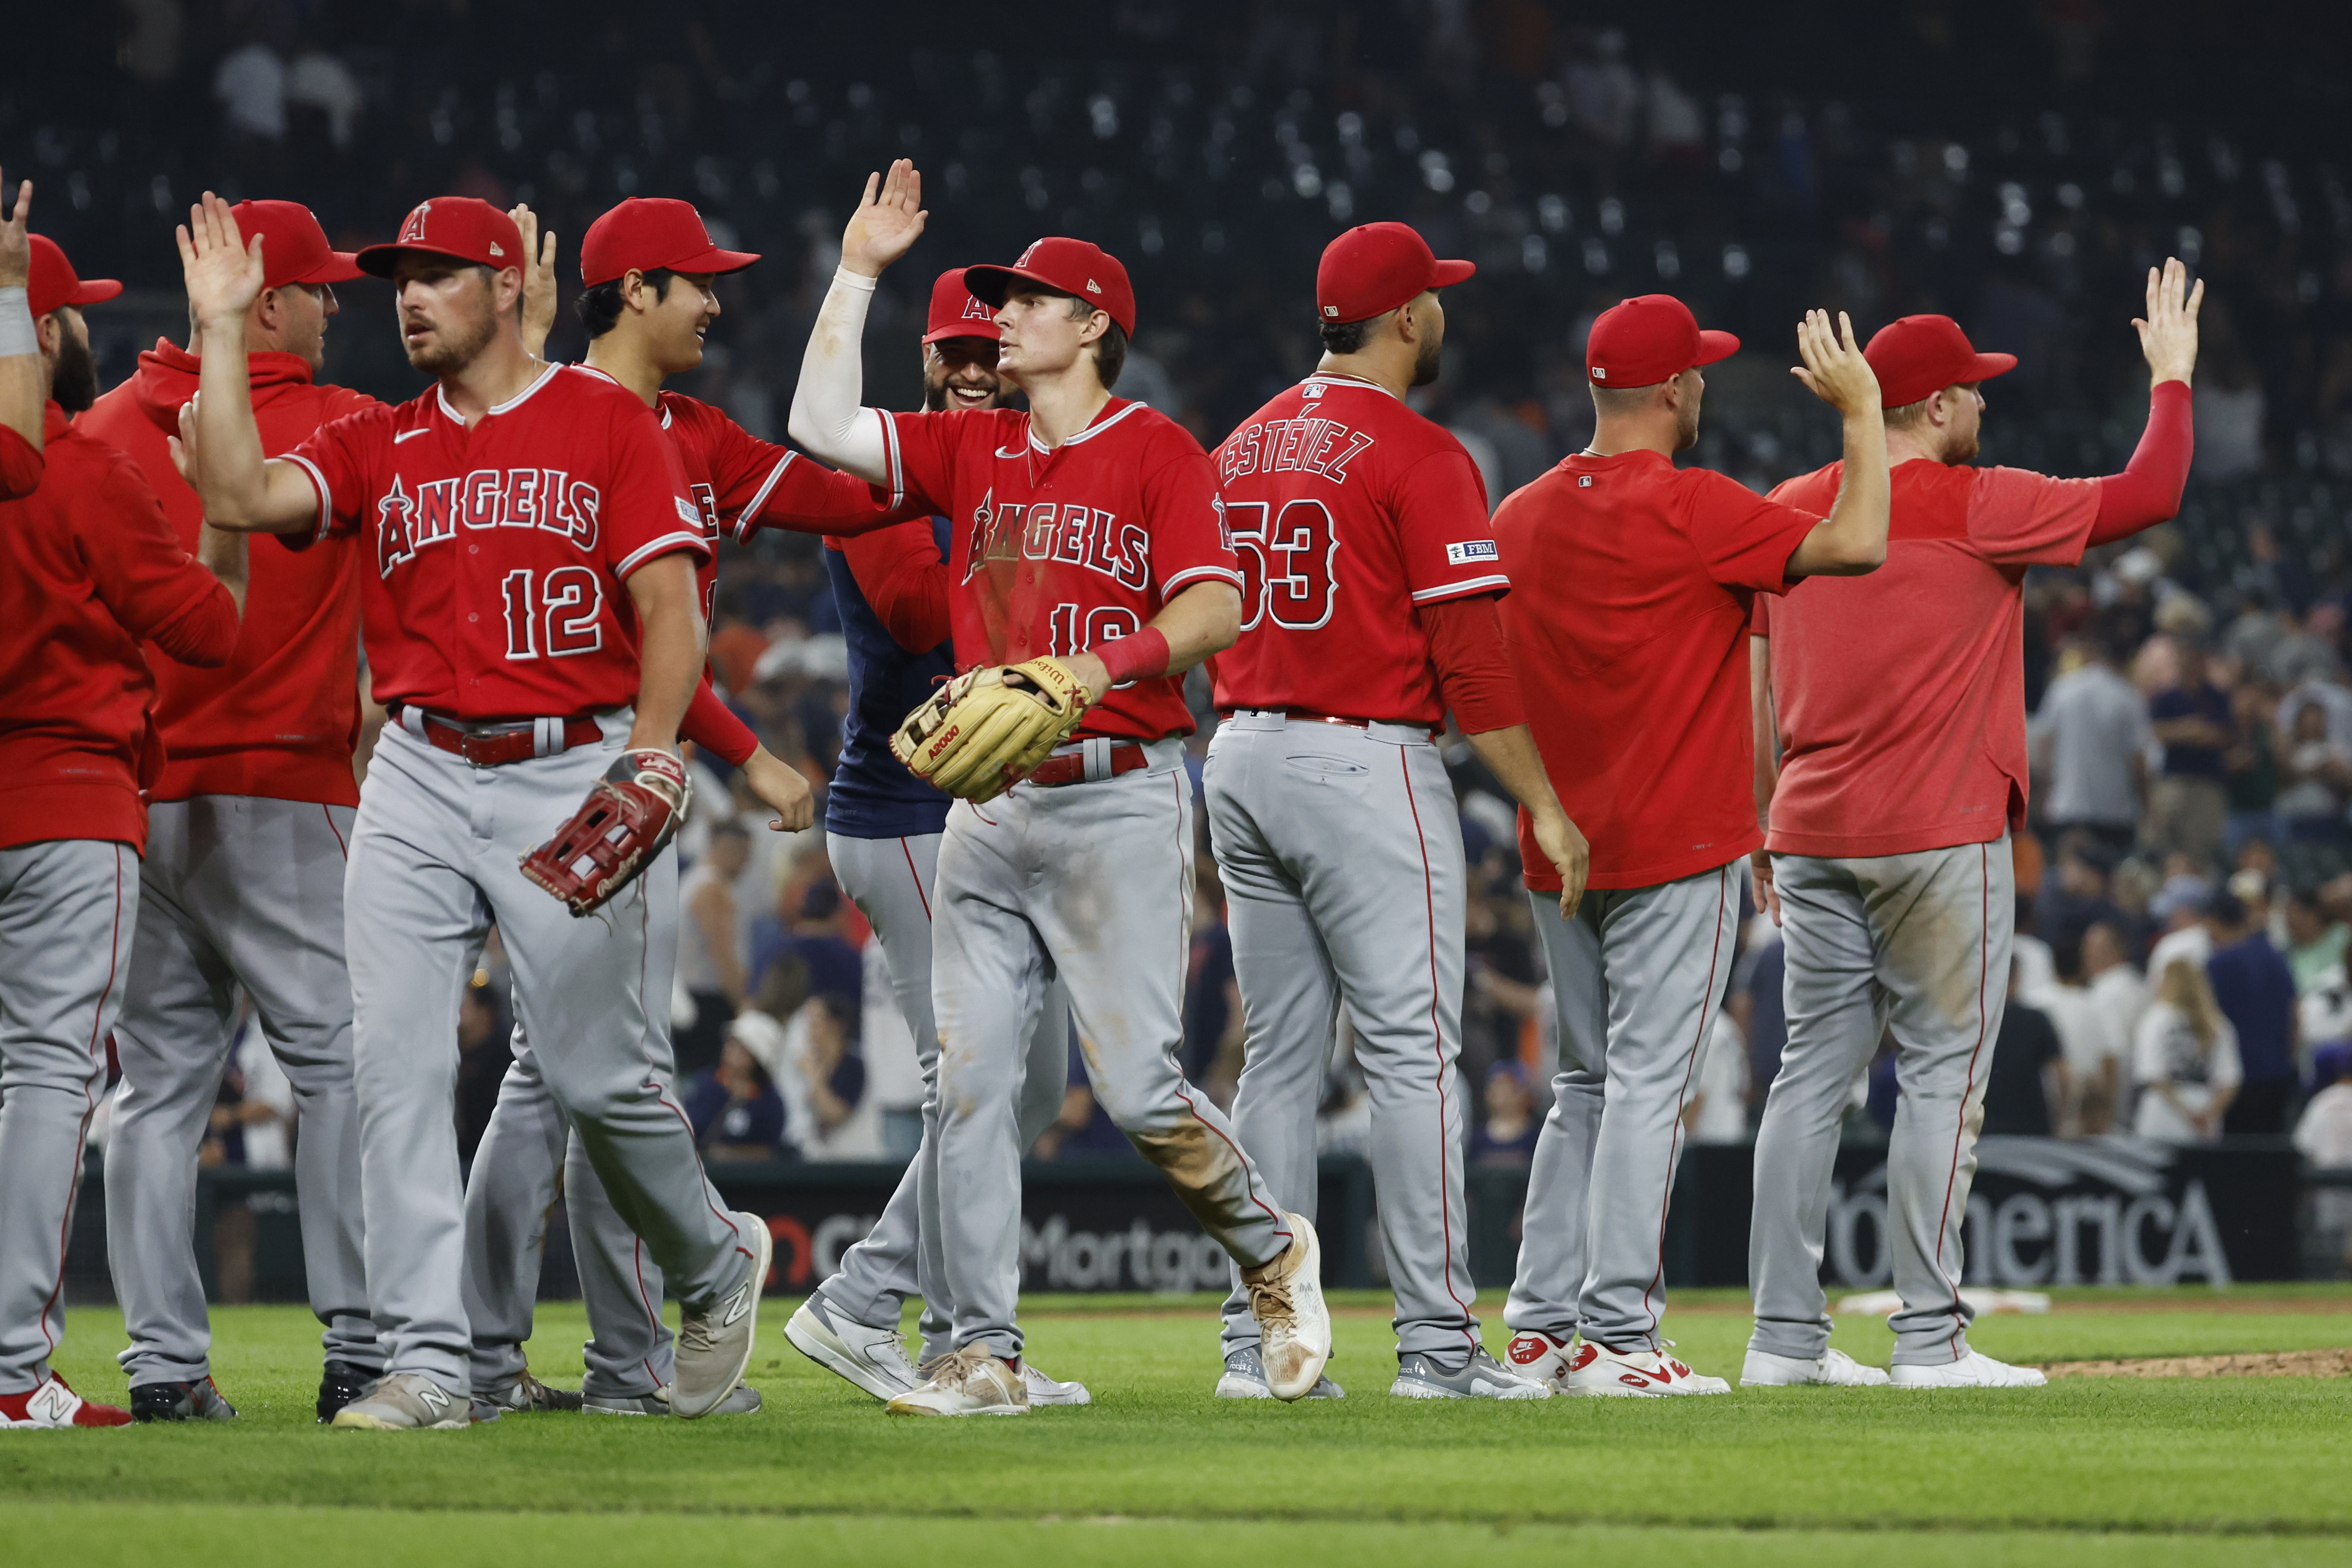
[394,428,431,444]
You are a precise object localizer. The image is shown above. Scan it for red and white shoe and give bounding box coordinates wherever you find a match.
[1562,1341,1731,1398]
[0,1375,133,1429]
[1503,1330,1578,1390]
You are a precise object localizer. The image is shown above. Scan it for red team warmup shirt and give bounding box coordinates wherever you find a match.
[1209,372,1506,723]
[1757,459,2099,859]
[880,398,1240,741]
[283,364,709,719]
[82,340,375,807]
[0,404,240,851]
[1494,449,1820,891]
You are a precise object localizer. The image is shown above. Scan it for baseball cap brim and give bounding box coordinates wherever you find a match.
[1695,329,1740,366]
[922,319,1001,345]
[660,244,761,278]
[287,253,367,286]
[961,263,1057,309]
[1962,351,2018,384]
[65,279,124,308]
[353,242,505,279]
[1433,258,1476,288]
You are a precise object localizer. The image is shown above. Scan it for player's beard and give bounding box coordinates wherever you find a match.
[406,304,499,375]
[1944,427,1980,464]
[48,326,98,414]
[1411,333,1443,388]
[925,367,1004,412]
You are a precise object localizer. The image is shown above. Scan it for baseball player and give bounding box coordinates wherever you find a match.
[781,268,1085,1408]
[79,198,386,1426]
[790,161,1329,1415]
[1205,222,1586,1402]
[177,192,769,1430]
[1744,263,2201,1389]
[1,211,249,1430]
[1494,296,1889,1396]
[459,196,905,1418]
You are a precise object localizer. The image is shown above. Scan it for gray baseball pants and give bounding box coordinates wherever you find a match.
[815,831,1069,1361]
[1205,713,1479,1363]
[0,839,137,1394]
[933,739,1291,1358]
[1748,836,2012,1367]
[1505,861,1740,1351]
[107,796,379,1385]
[347,711,758,1393]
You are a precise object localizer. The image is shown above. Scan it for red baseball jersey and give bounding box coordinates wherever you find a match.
[283,364,708,719]
[1208,372,1503,724]
[1494,449,1820,891]
[0,424,38,499]
[82,340,375,807]
[1757,458,2099,858]
[879,398,1240,741]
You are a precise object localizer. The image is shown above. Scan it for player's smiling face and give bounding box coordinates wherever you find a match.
[923,337,1003,411]
[645,270,721,377]
[390,258,508,375]
[993,288,1104,388]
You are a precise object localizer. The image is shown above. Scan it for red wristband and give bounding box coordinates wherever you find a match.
[1090,627,1171,689]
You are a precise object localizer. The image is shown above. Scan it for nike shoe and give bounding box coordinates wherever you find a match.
[316,1359,374,1424]
[475,1371,584,1413]
[1890,1351,2048,1389]
[582,1383,763,1416]
[1244,1213,1332,1401]
[1562,1342,1731,1398]
[1214,1344,1344,1400]
[1020,1362,1091,1407]
[329,1372,472,1430]
[129,1376,239,1422]
[1741,1347,1891,1387]
[0,1375,132,1429]
[885,1345,1027,1417]
[1502,1329,1578,1390]
[673,1213,772,1419]
[785,1296,919,1401]
[1390,1348,1553,1401]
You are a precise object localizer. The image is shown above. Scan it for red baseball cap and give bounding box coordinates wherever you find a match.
[923,268,1002,344]
[356,197,525,279]
[1865,315,2017,407]
[1586,294,1740,388]
[965,237,1135,336]
[1316,222,1475,325]
[27,234,123,318]
[227,200,363,289]
[579,197,760,288]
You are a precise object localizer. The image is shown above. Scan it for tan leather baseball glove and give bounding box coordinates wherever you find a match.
[890,658,1092,802]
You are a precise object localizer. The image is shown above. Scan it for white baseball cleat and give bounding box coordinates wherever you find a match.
[1890,1351,2048,1389]
[784,1296,920,1401]
[1741,1347,1892,1387]
[328,1372,472,1430]
[1501,1329,1578,1390]
[672,1214,772,1419]
[1389,1348,1553,1400]
[1215,1345,1344,1400]
[1244,1213,1332,1401]
[886,1346,1028,1417]
[1019,1361,1091,1407]
[1562,1342,1731,1397]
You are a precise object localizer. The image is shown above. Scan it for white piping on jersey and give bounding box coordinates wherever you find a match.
[614,529,711,579]
[434,359,563,425]
[1409,574,1509,603]
[1025,398,1146,454]
[730,451,797,542]
[282,450,332,540]
[1300,371,1399,401]
[1164,564,1247,595]
[878,409,906,510]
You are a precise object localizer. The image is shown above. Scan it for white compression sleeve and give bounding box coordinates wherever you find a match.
[785,266,891,486]
[0,288,33,358]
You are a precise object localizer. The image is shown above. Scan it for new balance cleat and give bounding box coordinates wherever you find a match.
[673,1213,772,1419]
[0,1375,131,1429]
[328,1372,471,1430]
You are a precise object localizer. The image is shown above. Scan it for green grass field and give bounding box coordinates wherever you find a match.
[5,1286,2349,1566]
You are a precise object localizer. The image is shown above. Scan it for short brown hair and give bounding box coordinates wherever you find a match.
[1062,291,1126,390]
[1883,395,1934,430]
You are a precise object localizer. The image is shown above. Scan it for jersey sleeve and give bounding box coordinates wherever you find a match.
[601,400,713,580]
[1969,466,2101,567]
[83,449,239,667]
[720,434,909,541]
[1392,446,1506,604]
[0,425,41,500]
[875,408,976,516]
[834,519,953,652]
[1143,431,1242,599]
[1682,468,1822,595]
[281,403,386,543]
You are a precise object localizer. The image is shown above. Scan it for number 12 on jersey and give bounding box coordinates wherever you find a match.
[500,567,606,660]
[1224,499,1338,632]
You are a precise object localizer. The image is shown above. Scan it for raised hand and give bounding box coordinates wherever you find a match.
[168,393,203,485]
[512,203,559,359]
[2134,256,2204,387]
[177,191,266,334]
[0,170,31,289]
[1791,309,1881,418]
[839,159,927,279]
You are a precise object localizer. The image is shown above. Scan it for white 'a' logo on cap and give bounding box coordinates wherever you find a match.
[1017,240,1043,265]
[962,296,992,321]
[399,201,432,243]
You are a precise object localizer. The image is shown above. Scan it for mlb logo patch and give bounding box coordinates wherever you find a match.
[1302,382,1325,399]
[1446,540,1500,566]
[1579,475,1593,487]
[675,496,702,526]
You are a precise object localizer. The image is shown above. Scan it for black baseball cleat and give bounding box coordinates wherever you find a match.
[316,1359,375,1424]
[130,1377,239,1423]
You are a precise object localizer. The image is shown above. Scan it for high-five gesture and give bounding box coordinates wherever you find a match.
[2135,256,2203,388]
[840,159,927,279]
[512,203,559,360]
[0,170,31,289]
[1790,309,1881,417]
[177,191,266,334]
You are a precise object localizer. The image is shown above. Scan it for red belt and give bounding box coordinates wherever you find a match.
[1220,710,1441,739]
[1024,742,1149,788]
[411,710,603,768]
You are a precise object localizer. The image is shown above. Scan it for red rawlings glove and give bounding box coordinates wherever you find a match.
[519,749,692,917]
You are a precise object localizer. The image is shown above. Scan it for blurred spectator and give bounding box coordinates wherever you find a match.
[227,1011,295,1172]
[683,1036,789,1162]
[2032,633,2151,857]
[2146,864,2217,979]
[2275,700,2352,844]
[777,994,869,1158]
[1734,915,1786,1108]
[752,873,861,1013]
[453,978,511,1167]
[285,48,364,149]
[2286,887,2352,993]
[2035,833,2130,957]
[1984,960,2068,1137]
[2146,640,2235,870]
[212,39,286,141]
[2082,920,2152,1110]
[2203,892,2300,1134]
[2134,957,2242,1143]
[676,820,752,1078]
[2298,1046,2352,1276]
[1471,1061,1543,1166]
[2222,684,2282,856]
[2031,937,2115,1136]
[1463,884,1541,1093]
[859,935,926,1160]
[1030,1039,1137,1161]
[1686,1009,1749,1145]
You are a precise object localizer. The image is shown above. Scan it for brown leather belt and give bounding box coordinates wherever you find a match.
[407,709,603,768]
[1025,742,1149,788]
[1220,710,1441,739]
